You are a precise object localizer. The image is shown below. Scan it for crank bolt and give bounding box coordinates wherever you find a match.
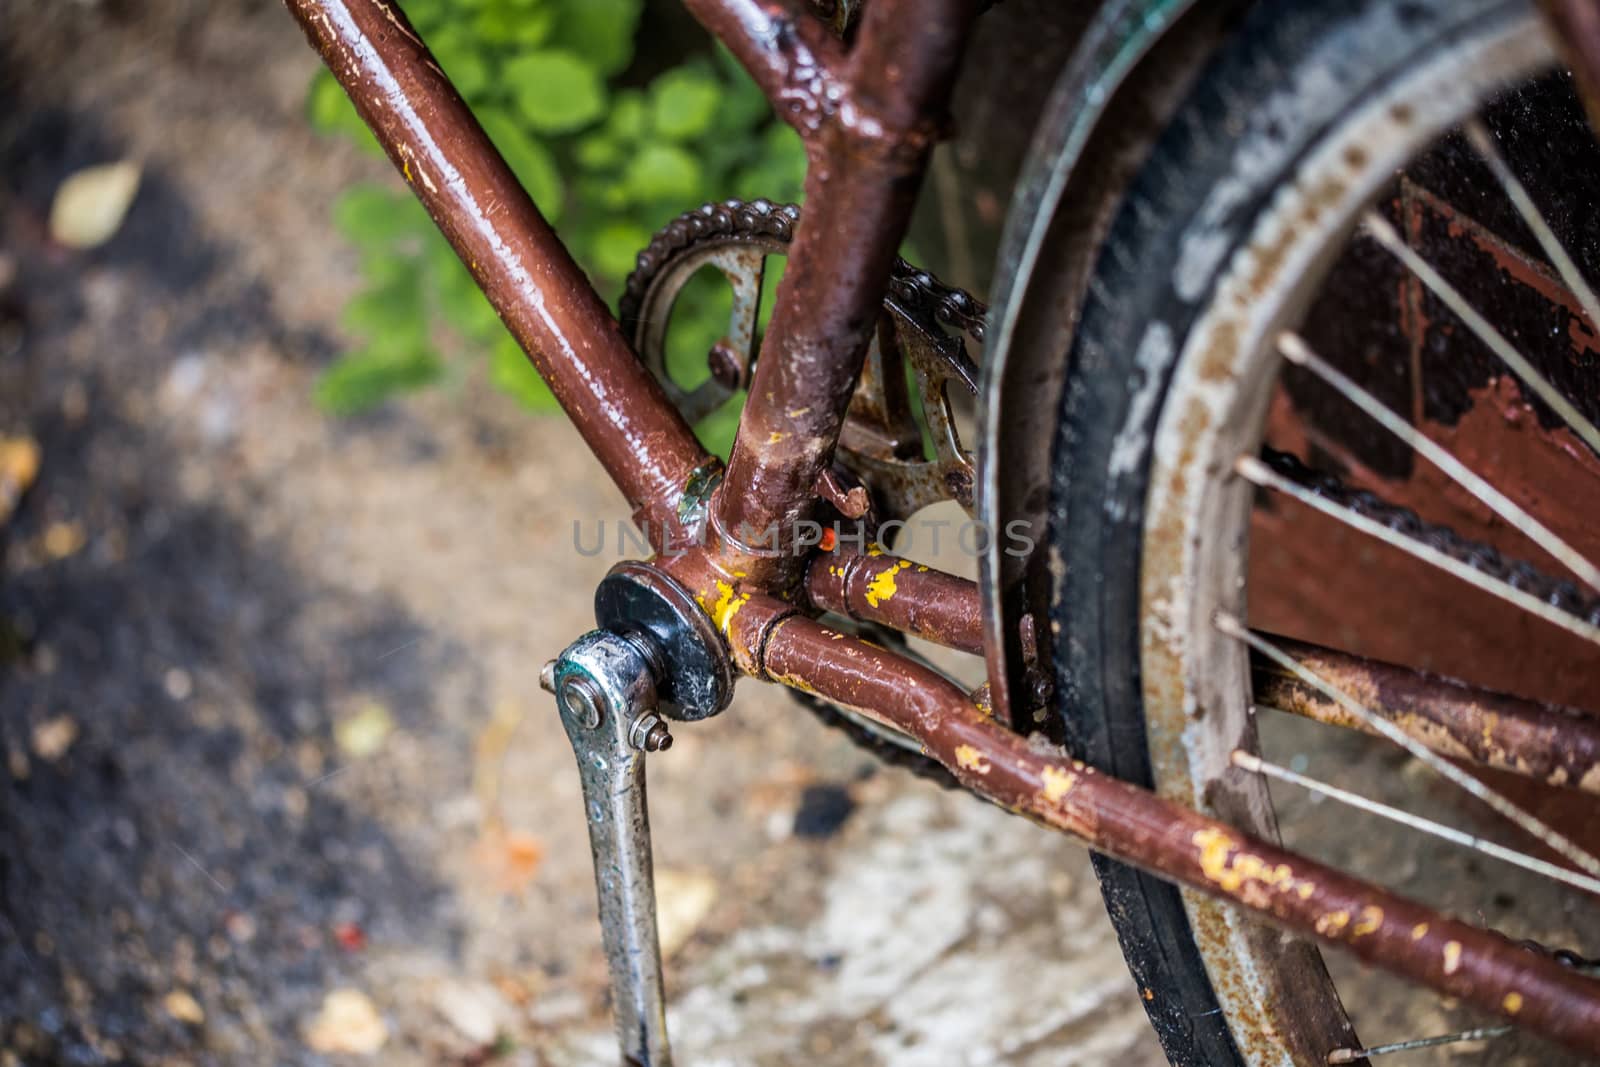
[628,712,673,753]
[539,659,558,694]
[706,340,747,391]
[560,675,605,730]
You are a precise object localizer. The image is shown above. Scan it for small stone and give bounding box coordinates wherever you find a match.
[334,700,393,759]
[654,868,718,958]
[304,988,387,1056]
[31,716,78,761]
[432,979,510,1048]
[163,668,193,701]
[163,990,205,1025]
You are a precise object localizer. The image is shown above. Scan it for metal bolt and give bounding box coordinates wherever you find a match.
[539,659,558,694]
[560,675,604,729]
[628,712,673,753]
[706,340,747,391]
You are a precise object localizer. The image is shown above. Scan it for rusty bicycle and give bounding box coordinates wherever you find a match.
[288,0,1600,1062]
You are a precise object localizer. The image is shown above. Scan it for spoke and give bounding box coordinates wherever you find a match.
[1278,331,1600,591]
[1464,117,1600,331]
[1326,1026,1513,1063]
[1216,614,1600,879]
[1361,210,1600,456]
[1231,749,1600,896]
[1235,454,1600,648]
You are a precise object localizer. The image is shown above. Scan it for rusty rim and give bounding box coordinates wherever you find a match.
[1137,10,1592,1063]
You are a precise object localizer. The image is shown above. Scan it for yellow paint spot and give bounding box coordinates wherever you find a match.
[866,543,885,557]
[1191,828,1308,899]
[1412,922,1429,941]
[768,431,785,443]
[1352,906,1383,938]
[1503,992,1523,1015]
[954,745,991,774]
[707,581,749,636]
[1443,940,1462,975]
[1315,911,1350,938]
[865,560,911,608]
[1295,882,1315,900]
[1040,765,1077,803]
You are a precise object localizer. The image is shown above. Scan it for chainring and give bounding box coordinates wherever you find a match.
[619,198,986,523]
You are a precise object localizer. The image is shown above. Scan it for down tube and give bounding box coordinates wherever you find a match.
[285,0,710,543]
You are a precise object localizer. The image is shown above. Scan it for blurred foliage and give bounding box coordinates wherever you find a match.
[306,0,807,421]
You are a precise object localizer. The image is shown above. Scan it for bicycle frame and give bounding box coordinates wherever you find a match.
[286,0,1600,1054]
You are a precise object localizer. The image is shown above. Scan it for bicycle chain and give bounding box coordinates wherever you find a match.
[1260,446,1600,625]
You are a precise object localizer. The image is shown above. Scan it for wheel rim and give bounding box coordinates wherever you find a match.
[1139,11,1562,1064]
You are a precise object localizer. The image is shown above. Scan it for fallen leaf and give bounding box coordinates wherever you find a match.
[50,161,142,249]
[163,989,205,1025]
[334,700,393,759]
[41,521,86,561]
[304,988,387,1056]
[31,716,78,761]
[0,437,40,528]
[473,827,544,895]
[655,868,718,958]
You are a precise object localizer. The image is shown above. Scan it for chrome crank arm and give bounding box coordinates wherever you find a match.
[545,631,675,1067]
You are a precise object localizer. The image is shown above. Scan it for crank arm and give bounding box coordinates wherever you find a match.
[546,631,675,1067]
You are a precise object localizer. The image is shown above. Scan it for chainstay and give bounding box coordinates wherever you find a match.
[619,198,988,346]
[1261,446,1600,625]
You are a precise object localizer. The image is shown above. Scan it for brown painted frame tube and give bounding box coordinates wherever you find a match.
[804,548,985,655]
[746,607,1600,1055]
[1254,637,1600,795]
[283,0,710,545]
[703,0,982,583]
[808,554,1600,796]
[680,0,847,141]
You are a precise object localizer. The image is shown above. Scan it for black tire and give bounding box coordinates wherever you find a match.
[1045,0,1533,1063]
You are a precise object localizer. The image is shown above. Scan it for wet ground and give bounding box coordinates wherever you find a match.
[0,4,1159,1064]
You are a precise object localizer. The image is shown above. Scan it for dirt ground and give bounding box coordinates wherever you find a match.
[0,3,1162,1064]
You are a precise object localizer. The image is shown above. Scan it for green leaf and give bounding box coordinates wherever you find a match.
[623,143,702,204]
[315,344,443,414]
[489,333,562,411]
[574,132,622,172]
[604,89,647,142]
[733,124,807,203]
[590,221,652,283]
[307,70,385,156]
[713,46,770,133]
[474,1,556,47]
[333,185,426,247]
[477,107,565,219]
[550,0,642,76]
[426,233,503,339]
[341,270,427,343]
[505,50,606,134]
[428,27,494,100]
[648,67,722,142]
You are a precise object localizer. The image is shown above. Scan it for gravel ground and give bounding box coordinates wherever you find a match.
[0,4,1160,1065]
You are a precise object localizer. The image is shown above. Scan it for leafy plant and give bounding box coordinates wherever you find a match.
[306,0,807,420]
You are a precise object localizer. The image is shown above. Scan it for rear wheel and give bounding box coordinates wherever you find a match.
[1046,0,1599,1063]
